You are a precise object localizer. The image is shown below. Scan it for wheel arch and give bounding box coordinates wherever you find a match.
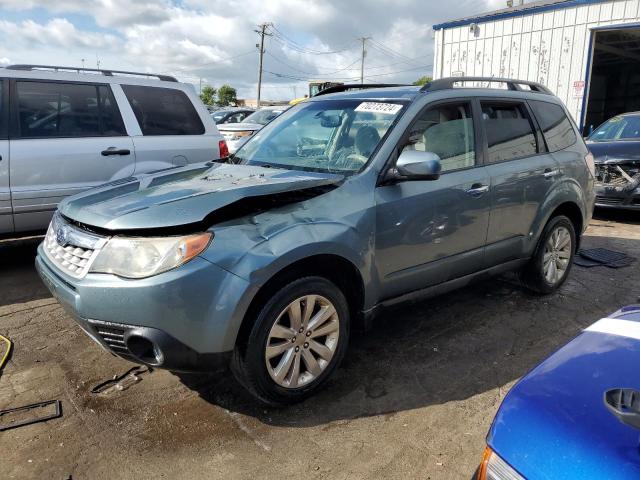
[234,253,366,352]
[530,180,587,254]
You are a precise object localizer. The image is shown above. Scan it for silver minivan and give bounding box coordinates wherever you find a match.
[0,64,225,235]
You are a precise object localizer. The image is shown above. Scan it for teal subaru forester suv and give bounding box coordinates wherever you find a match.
[36,78,595,405]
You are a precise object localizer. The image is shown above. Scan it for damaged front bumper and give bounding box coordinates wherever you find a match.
[35,245,252,372]
[595,162,640,209]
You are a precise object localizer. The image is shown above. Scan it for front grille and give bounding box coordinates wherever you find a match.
[596,196,624,206]
[44,228,95,277]
[43,214,107,279]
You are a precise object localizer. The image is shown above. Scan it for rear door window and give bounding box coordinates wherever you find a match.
[16,81,126,138]
[529,100,577,152]
[481,102,538,163]
[122,85,204,135]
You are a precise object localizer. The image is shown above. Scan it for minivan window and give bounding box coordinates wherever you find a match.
[530,100,577,152]
[122,85,204,136]
[16,81,126,138]
[403,102,475,172]
[481,102,538,163]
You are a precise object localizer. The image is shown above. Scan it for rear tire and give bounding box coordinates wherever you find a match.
[232,276,350,406]
[521,215,576,294]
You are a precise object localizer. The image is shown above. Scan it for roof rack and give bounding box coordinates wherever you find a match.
[421,77,552,95]
[5,64,178,82]
[313,83,411,97]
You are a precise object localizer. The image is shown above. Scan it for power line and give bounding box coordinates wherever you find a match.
[368,39,418,62]
[270,25,358,55]
[264,51,361,77]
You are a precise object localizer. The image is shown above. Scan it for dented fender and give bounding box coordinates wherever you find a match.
[200,174,381,311]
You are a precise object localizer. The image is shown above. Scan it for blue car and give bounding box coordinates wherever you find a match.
[479,306,640,479]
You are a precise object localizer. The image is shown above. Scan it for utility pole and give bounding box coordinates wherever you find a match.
[255,22,272,108]
[359,37,371,85]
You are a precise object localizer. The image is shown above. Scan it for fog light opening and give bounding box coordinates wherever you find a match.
[126,335,163,366]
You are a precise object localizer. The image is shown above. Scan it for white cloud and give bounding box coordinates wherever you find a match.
[0,0,508,99]
[0,18,120,49]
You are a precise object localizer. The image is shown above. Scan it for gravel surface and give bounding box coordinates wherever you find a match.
[1,210,639,479]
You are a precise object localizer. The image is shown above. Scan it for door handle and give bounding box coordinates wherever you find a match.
[466,183,490,197]
[543,168,560,179]
[101,148,131,156]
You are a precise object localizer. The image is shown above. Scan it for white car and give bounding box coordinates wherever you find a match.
[0,64,226,235]
[218,107,286,154]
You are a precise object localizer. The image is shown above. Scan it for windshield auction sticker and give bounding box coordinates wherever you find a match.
[355,102,403,115]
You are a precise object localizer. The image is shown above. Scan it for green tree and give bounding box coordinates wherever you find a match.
[217,84,237,106]
[199,85,217,106]
[413,75,433,86]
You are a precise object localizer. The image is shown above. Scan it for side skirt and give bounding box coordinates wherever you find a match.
[362,258,528,328]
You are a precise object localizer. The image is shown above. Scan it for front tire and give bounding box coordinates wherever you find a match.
[232,276,350,405]
[521,215,576,294]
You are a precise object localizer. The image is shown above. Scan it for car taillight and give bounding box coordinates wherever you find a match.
[218,140,229,159]
[585,152,595,178]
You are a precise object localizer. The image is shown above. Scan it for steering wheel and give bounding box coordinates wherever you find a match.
[346,153,368,165]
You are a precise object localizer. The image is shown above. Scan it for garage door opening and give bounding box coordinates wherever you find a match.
[584,27,640,135]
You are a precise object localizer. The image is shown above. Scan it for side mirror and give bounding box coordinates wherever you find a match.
[393,150,442,181]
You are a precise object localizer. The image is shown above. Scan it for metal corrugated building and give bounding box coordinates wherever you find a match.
[433,0,640,133]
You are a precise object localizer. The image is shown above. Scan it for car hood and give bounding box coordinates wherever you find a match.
[489,306,640,479]
[217,123,264,132]
[587,141,640,163]
[58,163,344,231]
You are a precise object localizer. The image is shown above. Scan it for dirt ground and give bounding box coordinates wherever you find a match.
[1,210,639,480]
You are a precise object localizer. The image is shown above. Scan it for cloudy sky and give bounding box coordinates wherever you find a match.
[0,0,506,100]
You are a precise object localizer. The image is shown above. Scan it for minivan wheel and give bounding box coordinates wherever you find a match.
[521,215,576,294]
[232,276,349,405]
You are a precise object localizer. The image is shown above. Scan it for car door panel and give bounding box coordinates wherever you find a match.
[0,138,11,234]
[374,99,490,301]
[0,78,10,234]
[376,168,491,299]
[9,80,135,232]
[10,137,136,231]
[484,153,559,264]
[480,99,558,266]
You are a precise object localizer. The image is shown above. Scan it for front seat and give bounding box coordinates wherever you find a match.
[355,125,381,158]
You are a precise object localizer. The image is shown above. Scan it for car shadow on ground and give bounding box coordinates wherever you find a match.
[0,236,50,307]
[593,208,640,225]
[177,265,617,428]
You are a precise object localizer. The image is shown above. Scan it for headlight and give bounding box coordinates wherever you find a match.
[89,232,212,279]
[477,447,524,480]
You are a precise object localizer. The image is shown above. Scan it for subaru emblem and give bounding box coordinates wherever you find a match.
[56,226,68,246]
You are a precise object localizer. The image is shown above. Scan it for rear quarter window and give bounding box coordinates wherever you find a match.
[529,100,577,152]
[122,85,204,136]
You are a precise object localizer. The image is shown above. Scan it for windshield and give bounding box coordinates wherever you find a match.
[234,99,406,174]
[590,115,640,142]
[244,109,285,125]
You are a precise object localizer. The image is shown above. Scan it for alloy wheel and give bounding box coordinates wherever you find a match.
[543,226,572,284]
[265,295,340,389]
